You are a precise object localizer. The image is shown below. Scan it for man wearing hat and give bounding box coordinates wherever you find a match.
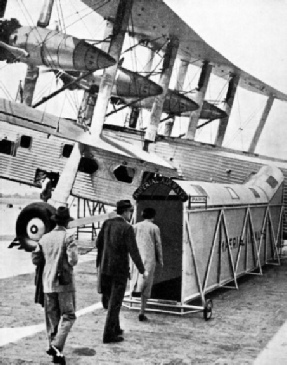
[32,206,78,364]
[96,199,148,344]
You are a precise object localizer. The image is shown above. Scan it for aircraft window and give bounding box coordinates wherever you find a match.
[0,139,14,155]
[225,187,239,199]
[249,188,260,198]
[189,184,209,197]
[114,165,135,183]
[78,157,98,175]
[266,176,278,188]
[62,144,73,158]
[20,135,32,148]
[34,169,59,188]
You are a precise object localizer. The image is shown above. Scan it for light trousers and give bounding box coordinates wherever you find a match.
[44,291,76,351]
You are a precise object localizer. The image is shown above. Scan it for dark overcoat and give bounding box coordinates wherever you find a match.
[96,216,145,288]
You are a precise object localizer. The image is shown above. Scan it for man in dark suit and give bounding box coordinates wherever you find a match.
[96,200,147,343]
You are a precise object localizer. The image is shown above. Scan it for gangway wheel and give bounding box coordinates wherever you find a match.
[203,299,213,321]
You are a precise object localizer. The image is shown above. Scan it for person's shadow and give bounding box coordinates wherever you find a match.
[72,348,96,356]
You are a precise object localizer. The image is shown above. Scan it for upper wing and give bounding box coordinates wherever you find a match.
[81,0,287,101]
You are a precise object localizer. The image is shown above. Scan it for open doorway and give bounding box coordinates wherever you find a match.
[136,197,183,301]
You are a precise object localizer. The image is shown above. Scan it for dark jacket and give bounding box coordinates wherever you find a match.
[96,216,145,279]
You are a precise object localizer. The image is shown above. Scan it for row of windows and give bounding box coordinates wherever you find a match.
[1,136,157,184]
[189,185,261,200]
[1,136,276,191]
[225,187,261,199]
[0,135,32,155]
[0,136,73,159]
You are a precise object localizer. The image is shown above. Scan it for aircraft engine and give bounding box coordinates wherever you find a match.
[0,19,115,71]
[132,89,199,115]
[15,202,56,252]
[52,67,163,99]
[114,67,163,98]
[163,90,198,114]
[181,100,227,120]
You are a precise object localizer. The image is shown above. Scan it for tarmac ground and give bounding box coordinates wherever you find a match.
[1,239,287,365]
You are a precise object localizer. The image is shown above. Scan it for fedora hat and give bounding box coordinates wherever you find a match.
[116,200,133,210]
[51,206,74,224]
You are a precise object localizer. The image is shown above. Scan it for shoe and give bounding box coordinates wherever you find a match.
[115,328,124,336]
[139,314,148,321]
[103,335,124,344]
[52,354,66,364]
[46,345,59,356]
[46,347,55,356]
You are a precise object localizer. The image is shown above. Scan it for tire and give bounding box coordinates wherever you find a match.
[16,202,56,252]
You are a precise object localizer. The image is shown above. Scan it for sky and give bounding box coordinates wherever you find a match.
[165,0,287,156]
[0,0,287,194]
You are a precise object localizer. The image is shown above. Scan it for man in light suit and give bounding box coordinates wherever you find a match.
[32,206,77,364]
[96,199,148,344]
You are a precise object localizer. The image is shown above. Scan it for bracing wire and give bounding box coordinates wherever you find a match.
[65,89,80,116]
[69,0,105,40]
[0,83,13,100]
[224,105,262,148]
[14,0,109,70]
[63,0,110,31]
[0,0,107,116]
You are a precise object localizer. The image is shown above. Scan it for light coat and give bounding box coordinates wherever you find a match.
[32,226,78,293]
[130,219,163,298]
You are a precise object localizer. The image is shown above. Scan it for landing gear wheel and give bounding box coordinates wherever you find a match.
[16,202,56,252]
[203,299,213,321]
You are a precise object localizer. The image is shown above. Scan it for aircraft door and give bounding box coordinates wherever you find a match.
[136,198,183,301]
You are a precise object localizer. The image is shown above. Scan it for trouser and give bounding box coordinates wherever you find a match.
[102,274,127,340]
[44,291,76,351]
[100,273,112,310]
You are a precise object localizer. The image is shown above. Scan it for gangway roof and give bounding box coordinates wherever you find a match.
[133,165,284,207]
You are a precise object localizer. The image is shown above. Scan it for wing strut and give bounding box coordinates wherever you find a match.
[248,95,275,153]
[161,59,189,137]
[89,0,134,138]
[49,0,134,207]
[215,74,240,146]
[184,61,212,140]
[143,37,179,151]
[125,39,156,129]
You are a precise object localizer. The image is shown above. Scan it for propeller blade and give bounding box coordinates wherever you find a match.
[37,0,55,28]
[0,40,29,59]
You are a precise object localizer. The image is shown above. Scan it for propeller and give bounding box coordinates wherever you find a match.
[22,0,55,105]
[40,68,82,90]
[0,40,29,59]
[37,0,55,28]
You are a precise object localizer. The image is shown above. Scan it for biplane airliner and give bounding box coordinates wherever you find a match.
[1,0,287,258]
